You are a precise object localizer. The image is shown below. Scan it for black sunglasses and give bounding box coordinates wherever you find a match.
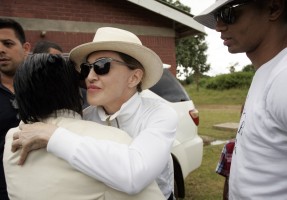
[79,57,134,79]
[214,1,251,25]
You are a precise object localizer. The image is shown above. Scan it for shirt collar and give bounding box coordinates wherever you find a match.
[42,109,82,122]
[98,92,141,122]
[19,109,82,125]
[0,74,14,94]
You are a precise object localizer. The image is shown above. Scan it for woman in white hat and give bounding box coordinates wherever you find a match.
[4,53,165,200]
[13,27,178,200]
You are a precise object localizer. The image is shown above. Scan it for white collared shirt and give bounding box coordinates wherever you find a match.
[48,92,178,198]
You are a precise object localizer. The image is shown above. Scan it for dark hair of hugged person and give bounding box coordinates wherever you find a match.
[14,53,83,123]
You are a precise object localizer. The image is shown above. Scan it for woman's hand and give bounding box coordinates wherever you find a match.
[12,122,57,165]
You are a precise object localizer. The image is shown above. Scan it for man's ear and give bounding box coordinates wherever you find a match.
[128,69,143,88]
[23,42,31,58]
[268,0,285,21]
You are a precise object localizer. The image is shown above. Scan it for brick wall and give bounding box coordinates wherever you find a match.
[1,0,177,73]
[1,0,171,27]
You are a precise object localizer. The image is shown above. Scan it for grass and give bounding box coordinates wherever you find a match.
[182,84,248,200]
[185,144,226,200]
[185,85,248,105]
[185,84,248,140]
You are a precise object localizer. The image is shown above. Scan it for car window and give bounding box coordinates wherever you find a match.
[150,69,190,102]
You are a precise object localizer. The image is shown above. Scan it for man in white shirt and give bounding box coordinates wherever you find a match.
[194,0,287,199]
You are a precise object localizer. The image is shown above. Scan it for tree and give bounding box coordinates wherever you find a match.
[160,0,210,91]
[160,0,191,12]
[241,64,255,72]
[228,62,238,73]
[176,34,210,91]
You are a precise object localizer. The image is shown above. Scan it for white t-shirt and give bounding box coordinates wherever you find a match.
[48,92,178,199]
[229,48,287,199]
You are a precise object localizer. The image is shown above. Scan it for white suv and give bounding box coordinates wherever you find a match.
[141,67,203,199]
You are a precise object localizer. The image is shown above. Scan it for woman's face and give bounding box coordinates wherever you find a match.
[85,51,142,114]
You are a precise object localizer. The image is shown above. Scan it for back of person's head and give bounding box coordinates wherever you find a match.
[33,40,63,54]
[0,18,26,44]
[14,54,83,123]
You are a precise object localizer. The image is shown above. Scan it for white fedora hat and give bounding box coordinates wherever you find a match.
[69,27,163,90]
[193,0,234,29]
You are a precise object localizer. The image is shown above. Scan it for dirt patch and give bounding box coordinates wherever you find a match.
[200,135,216,146]
[213,122,239,131]
[197,104,242,110]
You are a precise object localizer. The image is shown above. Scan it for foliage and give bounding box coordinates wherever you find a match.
[159,0,191,12]
[228,62,238,73]
[185,75,193,85]
[160,0,210,90]
[201,71,254,90]
[242,64,255,72]
[176,34,210,90]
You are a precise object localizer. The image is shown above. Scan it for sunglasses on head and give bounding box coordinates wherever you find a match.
[79,57,134,79]
[214,1,252,24]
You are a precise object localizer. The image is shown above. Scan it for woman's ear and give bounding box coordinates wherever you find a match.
[128,69,143,88]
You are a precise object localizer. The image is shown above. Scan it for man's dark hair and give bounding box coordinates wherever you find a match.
[33,40,63,54]
[0,18,26,44]
[14,54,83,123]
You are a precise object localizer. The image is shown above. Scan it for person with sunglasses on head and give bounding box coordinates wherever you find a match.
[3,53,165,200]
[194,0,287,199]
[0,18,31,200]
[12,27,178,200]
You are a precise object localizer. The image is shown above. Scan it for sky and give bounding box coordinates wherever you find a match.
[179,0,251,76]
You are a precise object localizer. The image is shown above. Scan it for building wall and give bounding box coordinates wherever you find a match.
[0,0,177,74]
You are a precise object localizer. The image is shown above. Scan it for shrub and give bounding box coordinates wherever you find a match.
[204,72,254,90]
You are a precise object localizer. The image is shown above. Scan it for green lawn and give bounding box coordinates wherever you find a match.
[185,85,248,106]
[182,85,248,200]
[185,144,226,200]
